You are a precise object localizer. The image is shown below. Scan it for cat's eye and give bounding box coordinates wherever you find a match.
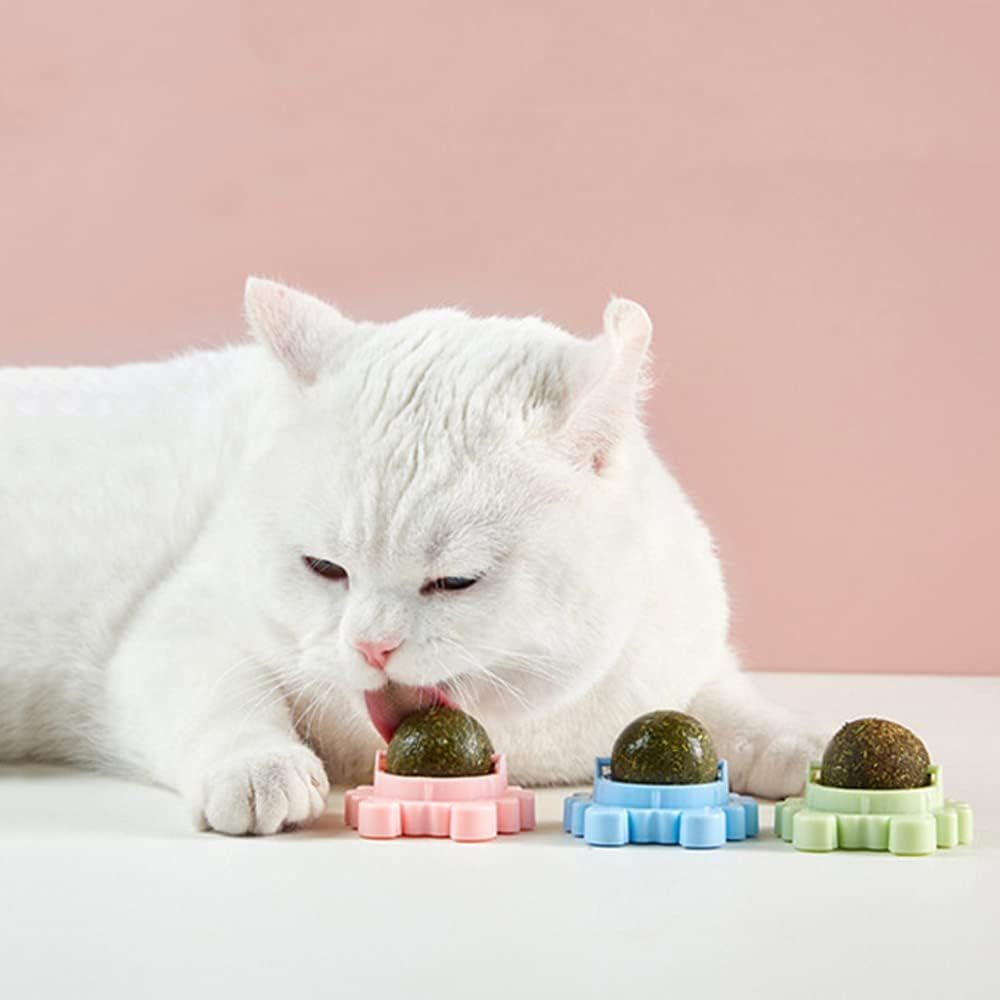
[303,556,349,582]
[421,576,479,594]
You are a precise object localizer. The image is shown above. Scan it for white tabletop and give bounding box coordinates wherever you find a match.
[2,672,997,999]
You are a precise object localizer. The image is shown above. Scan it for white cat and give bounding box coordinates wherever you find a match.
[0,278,826,834]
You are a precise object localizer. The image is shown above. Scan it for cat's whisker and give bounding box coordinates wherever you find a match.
[425,637,488,711]
[199,639,309,709]
[299,676,340,747]
[441,634,573,689]
[221,683,293,759]
[432,635,532,711]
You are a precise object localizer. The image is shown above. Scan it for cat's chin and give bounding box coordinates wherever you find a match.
[363,681,458,743]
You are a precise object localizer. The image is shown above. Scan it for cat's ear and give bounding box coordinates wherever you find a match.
[244,277,350,385]
[560,297,652,474]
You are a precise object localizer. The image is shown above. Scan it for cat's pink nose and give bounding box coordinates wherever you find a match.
[354,638,402,670]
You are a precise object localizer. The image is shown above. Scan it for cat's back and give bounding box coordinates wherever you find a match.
[0,346,257,760]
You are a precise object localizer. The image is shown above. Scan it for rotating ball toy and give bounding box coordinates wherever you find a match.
[774,717,973,855]
[345,706,535,842]
[564,710,758,848]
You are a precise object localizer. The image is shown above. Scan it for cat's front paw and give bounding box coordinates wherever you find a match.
[194,744,330,835]
[739,730,828,800]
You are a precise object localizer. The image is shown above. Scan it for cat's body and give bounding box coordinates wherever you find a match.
[0,280,824,833]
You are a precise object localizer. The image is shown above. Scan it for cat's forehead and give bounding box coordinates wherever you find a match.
[296,308,584,568]
[332,443,544,570]
[345,309,577,439]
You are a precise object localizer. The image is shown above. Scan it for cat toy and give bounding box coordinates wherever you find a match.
[774,718,973,855]
[564,757,758,848]
[564,710,758,848]
[774,763,972,855]
[344,750,535,842]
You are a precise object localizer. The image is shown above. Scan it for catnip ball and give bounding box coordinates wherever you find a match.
[385,706,495,778]
[610,710,718,785]
[820,717,930,790]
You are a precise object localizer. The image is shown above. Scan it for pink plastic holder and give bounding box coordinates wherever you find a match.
[344,752,535,842]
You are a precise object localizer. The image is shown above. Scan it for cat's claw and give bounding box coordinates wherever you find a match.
[194,745,330,835]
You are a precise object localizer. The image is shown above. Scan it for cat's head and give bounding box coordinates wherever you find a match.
[242,278,655,740]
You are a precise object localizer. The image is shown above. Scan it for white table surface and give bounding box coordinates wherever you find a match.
[2,672,997,999]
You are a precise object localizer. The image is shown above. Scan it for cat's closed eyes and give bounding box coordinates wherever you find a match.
[0,277,826,833]
[303,554,479,593]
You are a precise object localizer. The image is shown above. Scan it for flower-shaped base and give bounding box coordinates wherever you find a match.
[344,752,535,842]
[774,763,973,855]
[564,758,758,848]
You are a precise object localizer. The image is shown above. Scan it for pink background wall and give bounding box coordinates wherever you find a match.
[2,2,998,674]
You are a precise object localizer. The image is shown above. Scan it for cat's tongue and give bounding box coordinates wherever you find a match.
[364,683,458,743]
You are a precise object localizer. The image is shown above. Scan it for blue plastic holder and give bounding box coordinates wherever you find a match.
[563,758,759,848]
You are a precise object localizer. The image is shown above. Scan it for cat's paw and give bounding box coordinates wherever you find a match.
[739,729,828,800]
[194,744,330,835]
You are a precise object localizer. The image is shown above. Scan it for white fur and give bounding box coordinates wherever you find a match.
[0,279,826,833]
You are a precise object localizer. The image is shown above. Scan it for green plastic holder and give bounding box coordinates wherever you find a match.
[774,763,972,856]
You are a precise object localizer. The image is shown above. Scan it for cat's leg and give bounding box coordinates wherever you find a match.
[176,681,331,836]
[687,667,830,799]
[107,627,330,835]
